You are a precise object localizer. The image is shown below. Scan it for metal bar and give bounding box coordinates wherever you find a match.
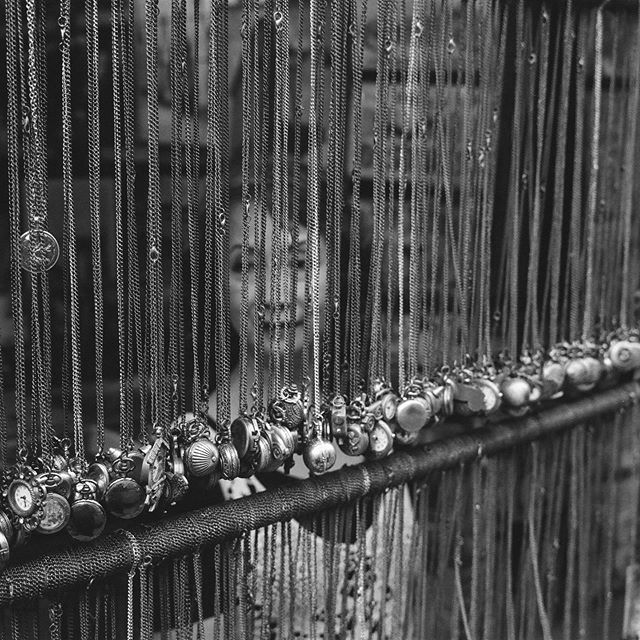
[0,380,637,604]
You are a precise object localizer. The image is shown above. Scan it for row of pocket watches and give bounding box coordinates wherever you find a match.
[0,336,638,567]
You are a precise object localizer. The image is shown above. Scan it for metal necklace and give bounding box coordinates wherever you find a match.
[582,6,604,340]
[59,0,86,463]
[347,0,367,397]
[86,0,106,454]
[111,0,129,450]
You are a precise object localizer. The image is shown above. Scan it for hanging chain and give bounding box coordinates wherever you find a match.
[86,0,106,454]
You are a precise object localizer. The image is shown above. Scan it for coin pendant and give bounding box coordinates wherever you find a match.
[19,229,60,272]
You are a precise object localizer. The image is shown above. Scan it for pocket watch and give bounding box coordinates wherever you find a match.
[303,417,336,474]
[104,455,146,520]
[541,360,565,399]
[0,531,9,572]
[366,419,394,459]
[184,437,220,477]
[35,470,74,500]
[609,339,640,372]
[0,510,16,546]
[67,480,107,542]
[218,438,241,480]
[4,467,47,533]
[396,381,433,433]
[451,374,486,417]
[230,415,261,461]
[36,492,71,535]
[163,471,190,507]
[371,378,399,422]
[327,394,348,439]
[86,460,111,499]
[500,376,531,416]
[144,433,170,513]
[471,378,502,415]
[268,384,306,433]
[337,406,370,457]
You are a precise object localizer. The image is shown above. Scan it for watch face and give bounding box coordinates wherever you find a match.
[36,493,71,535]
[7,479,38,517]
[367,421,394,458]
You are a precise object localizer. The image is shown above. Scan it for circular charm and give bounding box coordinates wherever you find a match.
[105,476,146,519]
[0,532,10,572]
[67,498,107,542]
[219,441,241,480]
[19,229,60,273]
[230,416,260,460]
[303,437,337,474]
[396,396,432,433]
[6,478,42,518]
[367,420,394,459]
[473,378,502,415]
[184,438,219,477]
[36,493,71,535]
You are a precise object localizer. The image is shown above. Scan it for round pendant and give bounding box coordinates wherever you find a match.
[338,422,370,457]
[367,420,394,459]
[303,437,336,474]
[86,462,111,499]
[19,229,60,272]
[6,478,42,518]
[67,499,107,542]
[396,396,432,433]
[0,532,10,572]
[473,378,502,415]
[184,438,219,477]
[219,442,241,480]
[230,416,259,460]
[36,493,71,535]
[104,477,146,520]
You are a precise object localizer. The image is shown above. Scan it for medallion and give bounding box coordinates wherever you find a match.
[19,229,60,272]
